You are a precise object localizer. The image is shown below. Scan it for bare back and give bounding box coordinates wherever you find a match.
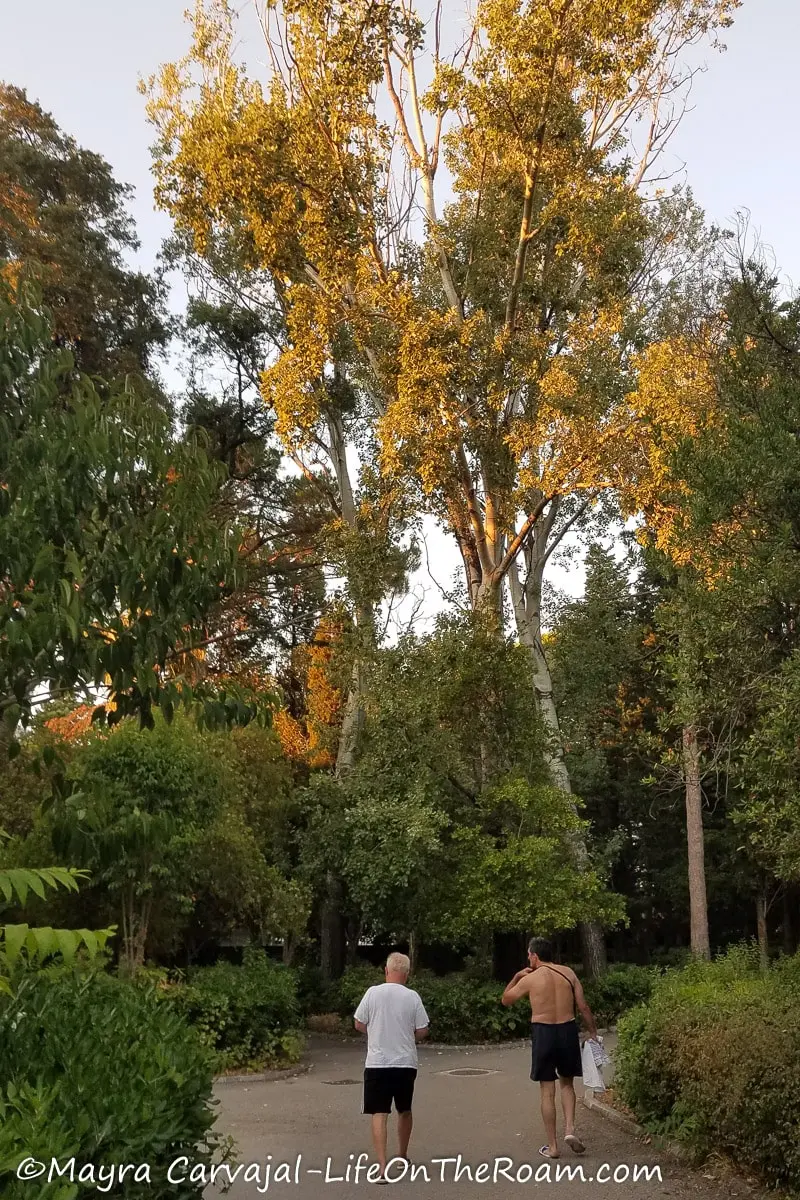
[523,963,577,1024]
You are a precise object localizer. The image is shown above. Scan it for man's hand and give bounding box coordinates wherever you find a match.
[501,967,533,1007]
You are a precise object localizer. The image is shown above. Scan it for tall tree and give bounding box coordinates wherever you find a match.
[146,0,736,974]
[625,243,800,955]
[0,84,166,379]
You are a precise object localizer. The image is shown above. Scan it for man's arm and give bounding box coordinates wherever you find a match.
[572,977,598,1039]
[501,967,533,1007]
[353,989,370,1035]
[414,1025,429,1042]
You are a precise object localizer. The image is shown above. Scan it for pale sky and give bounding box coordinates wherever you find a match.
[2,0,798,617]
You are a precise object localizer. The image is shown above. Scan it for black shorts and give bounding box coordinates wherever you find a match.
[362,1067,417,1114]
[530,1020,582,1082]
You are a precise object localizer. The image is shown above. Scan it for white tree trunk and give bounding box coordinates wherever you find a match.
[509,547,607,978]
[321,407,369,977]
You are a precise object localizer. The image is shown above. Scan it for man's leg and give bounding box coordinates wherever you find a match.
[560,1076,576,1137]
[539,1081,559,1157]
[395,1070,416,1161]
[371,1113,389,1174]
[397,1111,413,1159]
[559,1077,585,1153]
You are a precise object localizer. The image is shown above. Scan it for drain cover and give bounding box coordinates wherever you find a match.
[323,1079,360,1085]
[444,1068,496,1077]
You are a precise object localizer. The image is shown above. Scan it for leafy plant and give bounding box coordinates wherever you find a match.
[0,855,114,992]
[0,969,226,1198]
[583,964,657,1026]
[171,949,303,1071]
[615,948,800,1194]
[329,966,531,1043]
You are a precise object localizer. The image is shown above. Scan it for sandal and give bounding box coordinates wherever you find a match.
[565,1134,585,1154]
[538,1146,560,1159]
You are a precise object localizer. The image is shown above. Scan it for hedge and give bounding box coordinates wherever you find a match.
[329,966,529,1042]
[583,963,656,1026]
[328,960,653,1040]
[615,945,800,1194]
[0,969,223,1199]
[170,948,304,1072]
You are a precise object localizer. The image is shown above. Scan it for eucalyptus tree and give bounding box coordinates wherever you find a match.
[146,0,737,973]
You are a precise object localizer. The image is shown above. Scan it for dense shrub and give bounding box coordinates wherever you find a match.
[584,963,656,1025]
[329,966,530,1043]
[0,969,224,1199]
[328,961,652,1042]
[172,948,303,1071]
[615,945,800,1194]
[327,963,384,1019]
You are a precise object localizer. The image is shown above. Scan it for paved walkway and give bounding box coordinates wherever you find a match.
[205,1037,755,1200]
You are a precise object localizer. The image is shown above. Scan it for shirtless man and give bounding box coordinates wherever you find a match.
[501,937,598,1161]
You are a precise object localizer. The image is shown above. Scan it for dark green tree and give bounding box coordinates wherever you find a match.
[0,83,166,379]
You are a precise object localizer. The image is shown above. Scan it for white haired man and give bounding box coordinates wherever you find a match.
[354,952,429,1180]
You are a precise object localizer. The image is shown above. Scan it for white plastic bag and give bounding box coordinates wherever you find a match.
[581,1039,605,1091]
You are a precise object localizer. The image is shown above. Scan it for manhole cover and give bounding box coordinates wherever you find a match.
[443,1068,496,1077]
[323,1079,360,1085]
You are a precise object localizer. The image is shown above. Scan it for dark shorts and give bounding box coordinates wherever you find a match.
[363,1067,417,1114]
[530,1020,582,1082]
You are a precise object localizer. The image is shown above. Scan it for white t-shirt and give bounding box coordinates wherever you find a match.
[354,983,429,1068]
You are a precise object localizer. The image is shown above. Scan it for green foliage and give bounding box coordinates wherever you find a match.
[339,616,622,944]
[615,947,800,1193]
[329,966,530,1043]
[53,714,302,971]
[737,651,800,880]
[645,262,800,903]
[330,962,651,1042]
[0,278,265,753]
[0,83,166,379]
[324,963,384,1017]
[415,975,531,1044]
[171,949,303,1071]
[0,852,113,988]
[0,969,225,1198]
[582,964,656,1026]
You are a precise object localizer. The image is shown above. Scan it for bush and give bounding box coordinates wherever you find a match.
[0,969,224,1199]
[172,948,304,1071]
[615,946,800,1194]
[584,963,656,1026]
[328,963,384,1019]
[329,966,530,1043]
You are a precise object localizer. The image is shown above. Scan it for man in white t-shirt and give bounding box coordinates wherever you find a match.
[354,952,429,1180]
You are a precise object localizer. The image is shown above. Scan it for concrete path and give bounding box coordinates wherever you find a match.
[203,1037,755,1200]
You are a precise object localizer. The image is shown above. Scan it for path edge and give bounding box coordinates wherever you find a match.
[581,1091,690,1162]
[215,1061,313,1085]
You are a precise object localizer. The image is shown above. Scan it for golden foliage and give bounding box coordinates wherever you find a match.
[274,616,344,768]
[619,332,721,566]
[45,704,96,743]
[145,0,739,606]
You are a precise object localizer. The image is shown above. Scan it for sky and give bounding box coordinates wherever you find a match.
[2,0,798,620]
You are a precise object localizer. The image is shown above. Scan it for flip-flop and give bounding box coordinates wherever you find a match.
[538,1147,560,1159]
[565,1134,585,1154]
